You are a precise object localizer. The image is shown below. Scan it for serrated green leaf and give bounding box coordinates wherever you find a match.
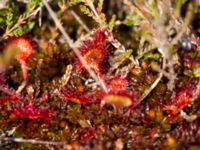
[12,22,35,37]
[6,12,14,28]
[80,5,93,16]
[12,27,24,37]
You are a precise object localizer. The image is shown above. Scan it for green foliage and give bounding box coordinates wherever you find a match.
[108,15,116,31]
[193,67,200,77]
[144,52,160,61]
[80,5,93,17]
[124,15,142,27]
[69,0,82,6]
[147,0,159,19]
[0,0,42,38]
[175,0,186,16]
[97,0,104,12]
[27,0,41,10]
[12,22,35,37]
[6,12,15,28]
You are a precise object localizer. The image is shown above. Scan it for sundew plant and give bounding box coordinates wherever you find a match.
[0,0,200,149]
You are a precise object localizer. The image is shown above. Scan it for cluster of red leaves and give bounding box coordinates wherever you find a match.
[164,84,195,117]
[62,90,92,105]
[0,85,21,112]
[62,74,137,108]
[0,95,18,106]
[74,29,113,76]
[80,127,96,143]
[13,102,53,122]
[104,76,137,107]
[1,37,53,122]
[0,86,53,122]
[63,29,137,108]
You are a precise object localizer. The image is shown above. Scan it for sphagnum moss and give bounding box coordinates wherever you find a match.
[0,0,199,149]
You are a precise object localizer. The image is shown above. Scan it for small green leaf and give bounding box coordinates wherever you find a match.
[27,0,41,10]
[124,49,133,59]
[193,68,200,77]
[28,22,35,30]
[108,15,116,31]
[148,0,159,19]
[183,70,193,77]
[69,0,82,6]
[97,0,104,12]
[6,12,14,28]
[0,18,5,25]
[124,15,141,27]
[12,22,35,37]
[80,5,92,16]
[144,53,160,61]
[12,27,24,37]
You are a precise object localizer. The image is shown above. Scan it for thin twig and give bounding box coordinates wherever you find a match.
[139,58,166,101]
[16,80,27,93]
[70,10,90,32]
[85,0,101,24]
[171,3,193,45]
[42,0,108,92]
[0,137,65,146]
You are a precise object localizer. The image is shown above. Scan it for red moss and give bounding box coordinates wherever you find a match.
[41,92,49,103]
[80,127,96,143]
[75,28,113,75]
[0,85,22,99]
[0,75,6,84]
[7,37,35,80]
[0,96,18,106]
[164,84,194,116]
[13,102,53,121]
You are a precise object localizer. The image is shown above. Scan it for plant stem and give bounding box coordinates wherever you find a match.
[42,0,108,92]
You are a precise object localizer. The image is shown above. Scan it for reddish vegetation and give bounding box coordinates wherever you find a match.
[13,102,53,122]
[75,29,113,76]
[0,96,18,106]
[0,1,200,149]
[62,89,103,105]
[164,84,195,116]
[62,90,91,105]
[107,76,128,92]
[7,37,34,80]
[41,92,49,103]
[80,127,96,143]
